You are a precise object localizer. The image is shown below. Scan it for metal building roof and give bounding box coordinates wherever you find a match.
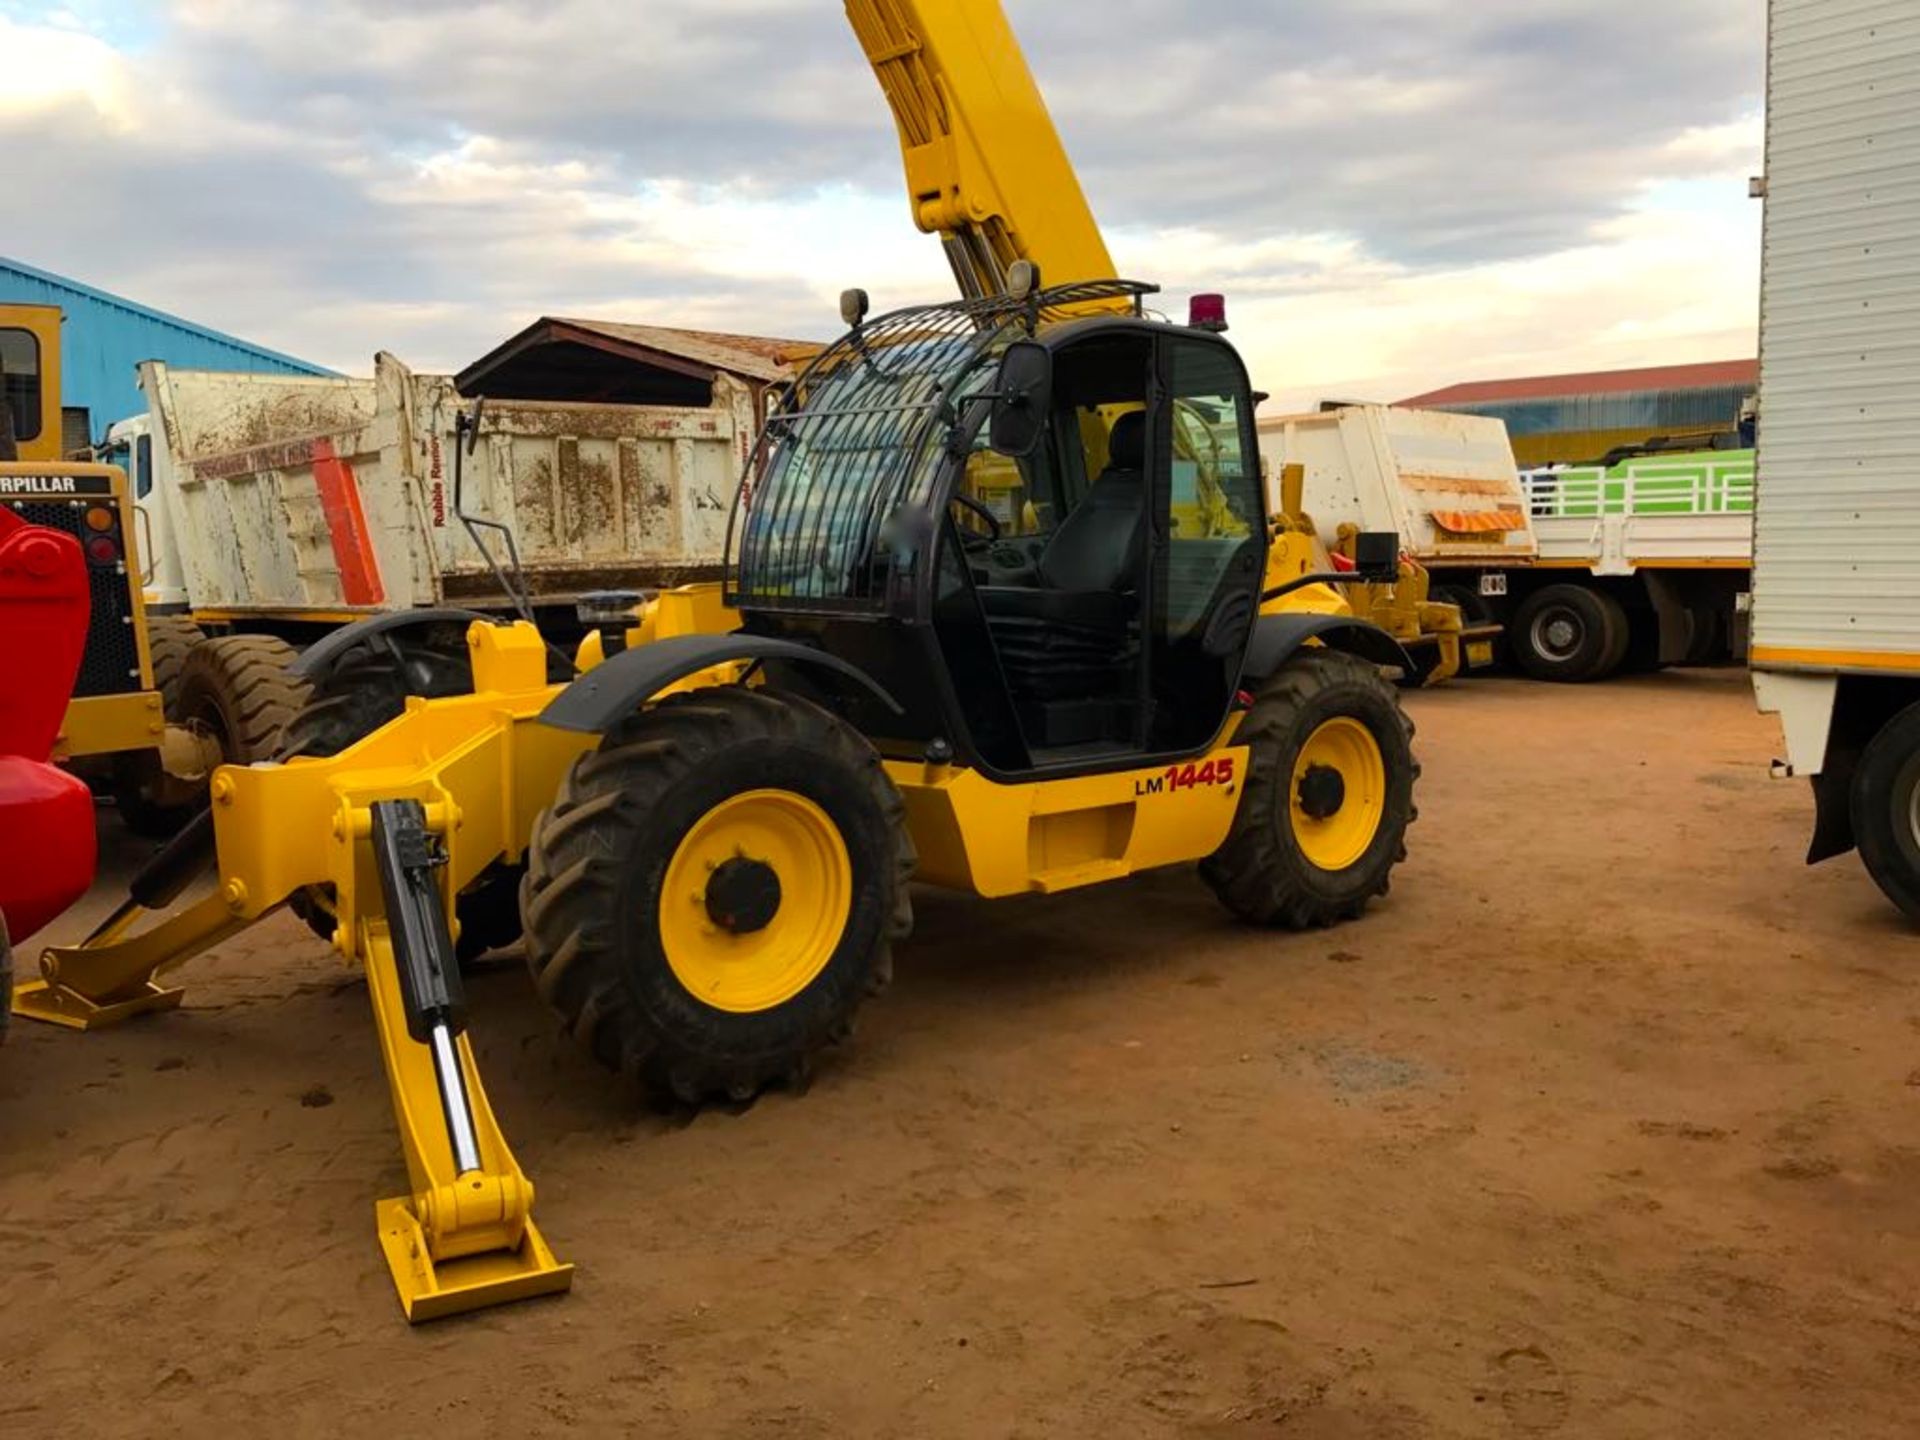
[0,255,331,437]
[1399,359,1758,408]
[455,317,820,404]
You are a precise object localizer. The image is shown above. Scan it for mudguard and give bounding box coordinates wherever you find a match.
[290,608,493,682]
[540,634,902,734]
[1239,613,1412,687]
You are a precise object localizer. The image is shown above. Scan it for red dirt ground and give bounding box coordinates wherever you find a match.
[3,668,1916,1437]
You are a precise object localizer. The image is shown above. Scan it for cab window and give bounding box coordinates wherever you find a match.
[135,433,154,498]
[0,328,42,444]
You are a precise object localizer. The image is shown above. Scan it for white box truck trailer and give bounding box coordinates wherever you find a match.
[1750,0,1920,919]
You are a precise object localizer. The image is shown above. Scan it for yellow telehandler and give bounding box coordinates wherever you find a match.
[18,0,1424,1321]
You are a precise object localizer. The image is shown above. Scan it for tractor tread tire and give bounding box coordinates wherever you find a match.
[522,687,914,1106]
[177,635,310,762]
[1201,649,1418,929]
[144,615,206,711]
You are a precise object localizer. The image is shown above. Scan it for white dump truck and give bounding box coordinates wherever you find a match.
[1261,403,1752,682]
[94,319,810,832]
[1750,0,1920,920]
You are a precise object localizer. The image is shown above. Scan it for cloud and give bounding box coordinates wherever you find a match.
[0,0,1763,405]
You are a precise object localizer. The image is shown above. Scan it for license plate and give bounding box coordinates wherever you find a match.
[1467,641,1496,667]
[1478,573,1509,597]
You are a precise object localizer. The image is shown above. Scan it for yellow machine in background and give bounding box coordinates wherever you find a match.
[20,0,1428,1324]
[0,304,185,768]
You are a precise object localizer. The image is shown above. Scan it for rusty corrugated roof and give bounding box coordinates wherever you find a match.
[548,318,821,382]
[1399,359,1758,408]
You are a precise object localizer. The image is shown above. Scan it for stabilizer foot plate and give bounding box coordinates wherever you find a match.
[376,1196,574,1323]
[11,977,186,1030]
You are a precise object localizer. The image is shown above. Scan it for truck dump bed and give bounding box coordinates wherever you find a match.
[142,353,756,619]
[1257,405,1538,564]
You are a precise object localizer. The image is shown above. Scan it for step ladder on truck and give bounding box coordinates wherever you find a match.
[1749,0,1920,921]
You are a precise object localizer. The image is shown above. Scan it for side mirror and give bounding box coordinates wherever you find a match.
[1353,530,1400,581]
[989,340,1052,459]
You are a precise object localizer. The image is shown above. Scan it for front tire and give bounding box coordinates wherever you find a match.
[521,688,914,1105]
[1852,703,1920,922]
[1202,649,1417,927]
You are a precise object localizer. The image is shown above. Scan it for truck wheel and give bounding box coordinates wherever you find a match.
[1510,584,1629,682]
[279,626,520,960]
[112,615,212,837]
[522,688,915,1105]
[1430,582,1493,627]
[1852,703,1920,922]
[1683,606,1724,666]
[1201,649,1417,928]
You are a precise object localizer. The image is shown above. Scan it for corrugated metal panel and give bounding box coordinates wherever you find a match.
[1400,360,1758,407]
[1752,0,1920,665]
[0,257,330,439]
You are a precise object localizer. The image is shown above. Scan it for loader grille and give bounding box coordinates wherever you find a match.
[2,495,143,697]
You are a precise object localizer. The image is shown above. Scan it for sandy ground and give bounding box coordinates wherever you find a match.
[2,668,1916,1438]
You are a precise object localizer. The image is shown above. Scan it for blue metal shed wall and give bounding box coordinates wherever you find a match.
[0,256,332,438]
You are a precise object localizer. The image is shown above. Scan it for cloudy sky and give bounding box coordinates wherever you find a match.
[1,0,1763,410]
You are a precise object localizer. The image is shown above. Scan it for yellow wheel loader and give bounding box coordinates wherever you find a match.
[16,0,1425,1322]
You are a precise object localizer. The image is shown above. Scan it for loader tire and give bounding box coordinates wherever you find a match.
[1510,583,1629,683]
[1852,703,1920,924]
[112,615,212,837]
[279,625,521,961]
[176,634,310,764]
[1201,649,1417,928]
[522,687,914,1106]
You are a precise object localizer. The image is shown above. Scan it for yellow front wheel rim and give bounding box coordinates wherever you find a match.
[660,790,853,1014]
[1289,717,1387,872]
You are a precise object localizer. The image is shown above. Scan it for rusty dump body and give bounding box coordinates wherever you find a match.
[134,324,816,626]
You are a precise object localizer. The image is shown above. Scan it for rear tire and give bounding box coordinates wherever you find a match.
[1852,703,1920,923]
[521,688,914,1105]
[1201,649,1417,927]
[279,624,521,960]
[176,635,309,763]
[1430,582,1492,627]
[1510,584,1628,682]
[112,615,211,837]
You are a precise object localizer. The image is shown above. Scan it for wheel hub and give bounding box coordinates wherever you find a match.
[704,857,783,935]
[1534,609,1581,660]
[1296,763,1347,820]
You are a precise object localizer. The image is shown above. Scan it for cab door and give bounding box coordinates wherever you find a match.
[1147,335,1266,751]
[0,306,62,465]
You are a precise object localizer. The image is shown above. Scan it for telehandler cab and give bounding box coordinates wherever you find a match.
[16,0,1423,1322]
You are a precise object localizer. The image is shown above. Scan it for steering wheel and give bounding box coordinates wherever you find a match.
[949,491,1004,542]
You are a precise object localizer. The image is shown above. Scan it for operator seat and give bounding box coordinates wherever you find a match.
[977,410,1147,706]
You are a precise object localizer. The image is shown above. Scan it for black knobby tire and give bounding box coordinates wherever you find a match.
[112,616,213,837]
[1201,649,1418,928]
[145,615,206,710]
[1851,703,1920,923]
[176,634,311,763]
[1510,583,1629,683]
[279,626,521,960]
[521,687,915,1105]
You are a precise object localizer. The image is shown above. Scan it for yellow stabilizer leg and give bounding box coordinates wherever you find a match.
[15,890,243,1030]
[361,919,572,1321]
